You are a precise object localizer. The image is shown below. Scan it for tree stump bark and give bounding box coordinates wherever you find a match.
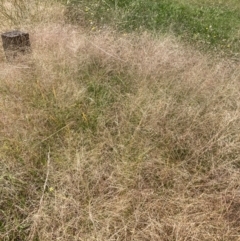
[1,30,31,61]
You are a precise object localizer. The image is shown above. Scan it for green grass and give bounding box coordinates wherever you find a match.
[66,0,240,56]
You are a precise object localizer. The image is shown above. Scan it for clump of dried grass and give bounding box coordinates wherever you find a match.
[0,16,240,241]
[0,0,64,29]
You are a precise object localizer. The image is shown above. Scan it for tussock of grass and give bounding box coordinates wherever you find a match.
[1,2,240,241]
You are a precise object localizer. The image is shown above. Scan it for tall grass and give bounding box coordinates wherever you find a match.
[0,0,63,29]
[0,0,240,240]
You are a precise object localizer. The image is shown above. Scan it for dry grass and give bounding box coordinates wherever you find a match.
[0,0,63,28]
[1,2,240,240]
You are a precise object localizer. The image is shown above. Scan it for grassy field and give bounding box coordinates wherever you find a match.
[66,0,240,57]
[0,0,240,240]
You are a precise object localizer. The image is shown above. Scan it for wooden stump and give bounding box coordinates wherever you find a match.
[1,30,31,61]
